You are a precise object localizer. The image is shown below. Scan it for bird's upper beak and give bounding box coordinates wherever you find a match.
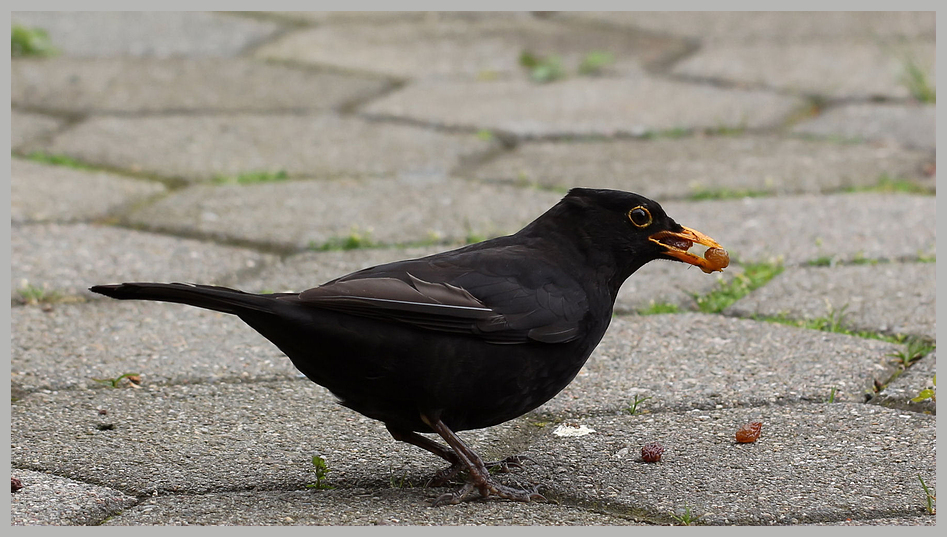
[649,226,729,273]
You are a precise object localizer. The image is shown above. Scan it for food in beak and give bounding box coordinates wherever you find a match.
[649,226,729,273]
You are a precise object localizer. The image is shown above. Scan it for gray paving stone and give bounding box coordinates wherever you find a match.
[10,469,138,526]
[524,404,935,524]
[263,11,533,25]
[11,110,64,150]
[539,313,901,418]
[615,262,739,314]
[236,246,456,293]
[467,136,932,196]
[659,193,936,266]
[561,11,936,43]
[11,223,276,301]
[11,300,295,392]
[236,248,735,315]
[810,516,937,526]
[127,178,562,251]
[255,16,686,80]
[360,77,805,137]
[792,103,936,152]
[869,352,936,415]
[11,11,282,57]
[724,263,935,340]
[105,489,640,525]
[11,159,166,224]
[12,58,391,114]
[33,114,496,183]
[672,42,935,100]
[10,380,522,498]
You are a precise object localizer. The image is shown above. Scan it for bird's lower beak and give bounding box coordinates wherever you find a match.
[649,226,730,273]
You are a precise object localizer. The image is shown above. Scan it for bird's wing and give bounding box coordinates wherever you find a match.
[295,247,589,345]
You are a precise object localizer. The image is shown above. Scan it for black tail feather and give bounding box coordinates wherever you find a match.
[89,282,280,316]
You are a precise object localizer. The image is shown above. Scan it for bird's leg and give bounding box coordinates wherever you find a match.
[386,425,464,486]
[420,413,546,506]
[386,424,458,464]
[386,425,533,487]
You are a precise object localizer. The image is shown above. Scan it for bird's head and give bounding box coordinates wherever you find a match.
[551,188,730,275]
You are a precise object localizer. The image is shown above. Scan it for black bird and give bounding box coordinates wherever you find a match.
[90,188,728,505]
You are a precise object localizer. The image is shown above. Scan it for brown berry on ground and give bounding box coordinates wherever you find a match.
[641,441,665,462]
[735,421,763,443]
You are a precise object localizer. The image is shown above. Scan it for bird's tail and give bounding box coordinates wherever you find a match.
[89,282,284,316]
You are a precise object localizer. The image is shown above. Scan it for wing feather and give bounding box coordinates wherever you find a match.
[295,246,589,345]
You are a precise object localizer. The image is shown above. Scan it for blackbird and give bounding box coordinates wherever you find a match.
[90,188,728,505]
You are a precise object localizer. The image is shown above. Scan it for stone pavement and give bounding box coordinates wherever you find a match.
[9,11,936,526]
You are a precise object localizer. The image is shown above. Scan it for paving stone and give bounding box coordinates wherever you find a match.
[236,247,456,292]
[467,136,932,196]
[105,489,640,525]
[11,159,166,224]
[10,380,524,498]
[255,16,686,80]
[659,193,936,266]
[810,516,937,526]
[361,77,804,138]
[672,42,935,100]
[11,110,64,150]
[10,469,138,526]
[127,178,562,251]
[11,223,276,301]
[11,300,295,392]
[11,11,282,57]
[236,247,734,315]
[12,58,392,114]
[539,313,901,418]
[724,263,935,340]
[33,114,496,183]
[869,352,936,415]
[616,262,736,314]
[561,11,936,43]
[263,11,534,25]
[792,103,936,152]
[524,404,936,524]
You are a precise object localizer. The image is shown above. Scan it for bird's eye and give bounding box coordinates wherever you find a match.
[627,206,652,228]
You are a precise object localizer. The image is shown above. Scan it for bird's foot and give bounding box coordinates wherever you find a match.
[419,414,545,506]
[426,454,532,488]
[431,478,545,506]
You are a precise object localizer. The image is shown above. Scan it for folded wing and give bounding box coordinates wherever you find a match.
[296,251,588,345]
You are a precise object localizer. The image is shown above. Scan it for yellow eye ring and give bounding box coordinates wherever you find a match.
[628,206,652,228]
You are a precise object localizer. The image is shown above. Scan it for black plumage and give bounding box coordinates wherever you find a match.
[90,187,727,504]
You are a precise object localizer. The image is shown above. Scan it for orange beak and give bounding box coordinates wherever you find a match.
[649,226,729,274]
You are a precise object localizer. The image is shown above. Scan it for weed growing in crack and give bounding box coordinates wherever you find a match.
[670,506,702,526]
[888,338,936,369]
[306,455,335,490]
[917,474,936,514]
[911,375,936,404]
[626,394,653,415]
